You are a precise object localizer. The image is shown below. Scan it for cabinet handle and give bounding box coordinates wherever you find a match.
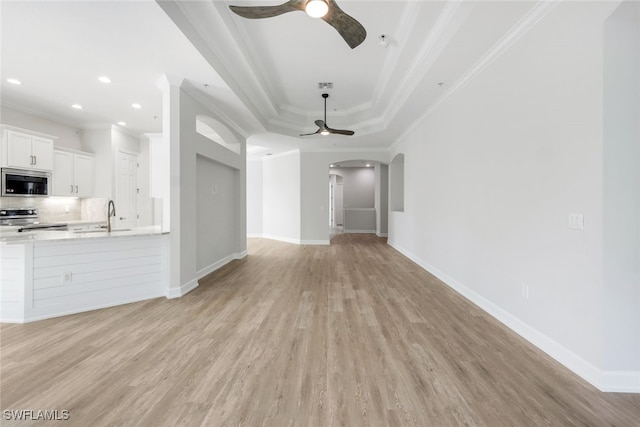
[30,155,34,165]
[33,155,36,165]
[119,217,126,220]
[70,185,74,193]
[75,185,79,194]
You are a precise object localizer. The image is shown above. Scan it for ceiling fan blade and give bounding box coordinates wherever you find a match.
[322,0,367,49]
[300,129,321,136]
[229,0,304,19]
[326,126,355,136]
[314,119,325,128]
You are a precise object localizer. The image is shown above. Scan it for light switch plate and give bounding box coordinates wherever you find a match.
[568,213,584,230]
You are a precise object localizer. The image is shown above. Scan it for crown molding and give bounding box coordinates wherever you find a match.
[371,1,424,108]
[157,0,277,129]
[385,0,468,126]
[392,0,562,147]
[181,79,250,138]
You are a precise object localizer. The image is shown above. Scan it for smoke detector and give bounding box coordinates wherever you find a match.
[318,82,333,90]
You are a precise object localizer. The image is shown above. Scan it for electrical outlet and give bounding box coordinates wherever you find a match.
[211,184,218,195]
[62,272,72,284]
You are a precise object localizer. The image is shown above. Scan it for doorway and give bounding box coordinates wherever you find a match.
[115,148,138,229]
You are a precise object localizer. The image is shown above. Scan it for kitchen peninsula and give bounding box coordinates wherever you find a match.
[0,227,169,323]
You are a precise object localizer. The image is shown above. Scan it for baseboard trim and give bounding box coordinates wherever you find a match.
[166,278,199,299]
[376,232,389,237]
[259,234,301,244]
[249,235,330,246]
[167,252,245,300]
[301,239,330,245]
[387,240,640,394]
[15,293,166,323]
[344,229,377,234]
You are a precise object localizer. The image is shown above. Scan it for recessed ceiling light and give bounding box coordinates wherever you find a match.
[366,164,371,167]
[6,78,22,85]
[329,164,334,167]
[71,104,83,110]
[98,76,111,84]
[132,103,142,109]
[117,121,126,126]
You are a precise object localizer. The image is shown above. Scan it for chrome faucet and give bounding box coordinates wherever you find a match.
[107,200,116,232]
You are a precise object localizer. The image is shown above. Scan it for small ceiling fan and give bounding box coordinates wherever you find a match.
[229,0,366,49]
[301,93,354,136]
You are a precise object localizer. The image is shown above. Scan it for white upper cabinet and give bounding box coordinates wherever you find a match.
[1,127,56,171]
[52,149,94,198]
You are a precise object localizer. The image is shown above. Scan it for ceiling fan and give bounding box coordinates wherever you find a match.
[229,0,367,49]
[301,93,354,136]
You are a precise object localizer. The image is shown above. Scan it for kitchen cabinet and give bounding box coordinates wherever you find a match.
[52,149,94,197]
[1,126,55,171]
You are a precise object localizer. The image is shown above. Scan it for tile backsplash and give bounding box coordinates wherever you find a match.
[0,197,108,223]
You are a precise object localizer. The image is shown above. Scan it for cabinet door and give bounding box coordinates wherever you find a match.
[6,131,33,169]
[74,154,93,198]
[31,137,54,171]
[52,151,74,196]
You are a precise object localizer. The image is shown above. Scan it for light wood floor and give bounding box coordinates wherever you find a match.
[1,234,639,426]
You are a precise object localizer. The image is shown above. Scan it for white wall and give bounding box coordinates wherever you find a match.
[603,0,640,373]
[333,167,375,209]
[166,82,246,294]
[299,151,389,244]
[389,1,636,391]
[196,155,239,271]
[246,159,263,236]
[1,106,83,150]
[262,151,301,243]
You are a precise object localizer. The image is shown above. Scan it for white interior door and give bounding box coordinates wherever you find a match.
[116,150,138,229]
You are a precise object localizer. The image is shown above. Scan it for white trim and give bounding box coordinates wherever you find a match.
[599,371,640,393]
[9,292,165,323]
[195,253,235,280]
[387,240,640,394]
[301,240,330,245]
[344,229,377,234]
[167,251,247,300]
[392,0,561,150]
[376,232,388,238]
[166,279,198,299]
[247,233,263,238]
[258,234,301,244]
[248,235,328,246]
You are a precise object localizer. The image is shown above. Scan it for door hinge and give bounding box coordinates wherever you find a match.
[137,214,139,219]
[136,188,140,194]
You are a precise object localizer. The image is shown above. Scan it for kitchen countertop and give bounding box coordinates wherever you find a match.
[0,225,167,244]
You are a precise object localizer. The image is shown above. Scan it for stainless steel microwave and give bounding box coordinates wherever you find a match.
[1,168,51,197]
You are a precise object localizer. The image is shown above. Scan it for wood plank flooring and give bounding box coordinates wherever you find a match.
[1,234,639,426]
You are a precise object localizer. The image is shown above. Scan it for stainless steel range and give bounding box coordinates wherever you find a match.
[0,208,67,231]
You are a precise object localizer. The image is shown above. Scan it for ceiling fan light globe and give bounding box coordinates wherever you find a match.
[320,129,330,136]
[305,0,328,18]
